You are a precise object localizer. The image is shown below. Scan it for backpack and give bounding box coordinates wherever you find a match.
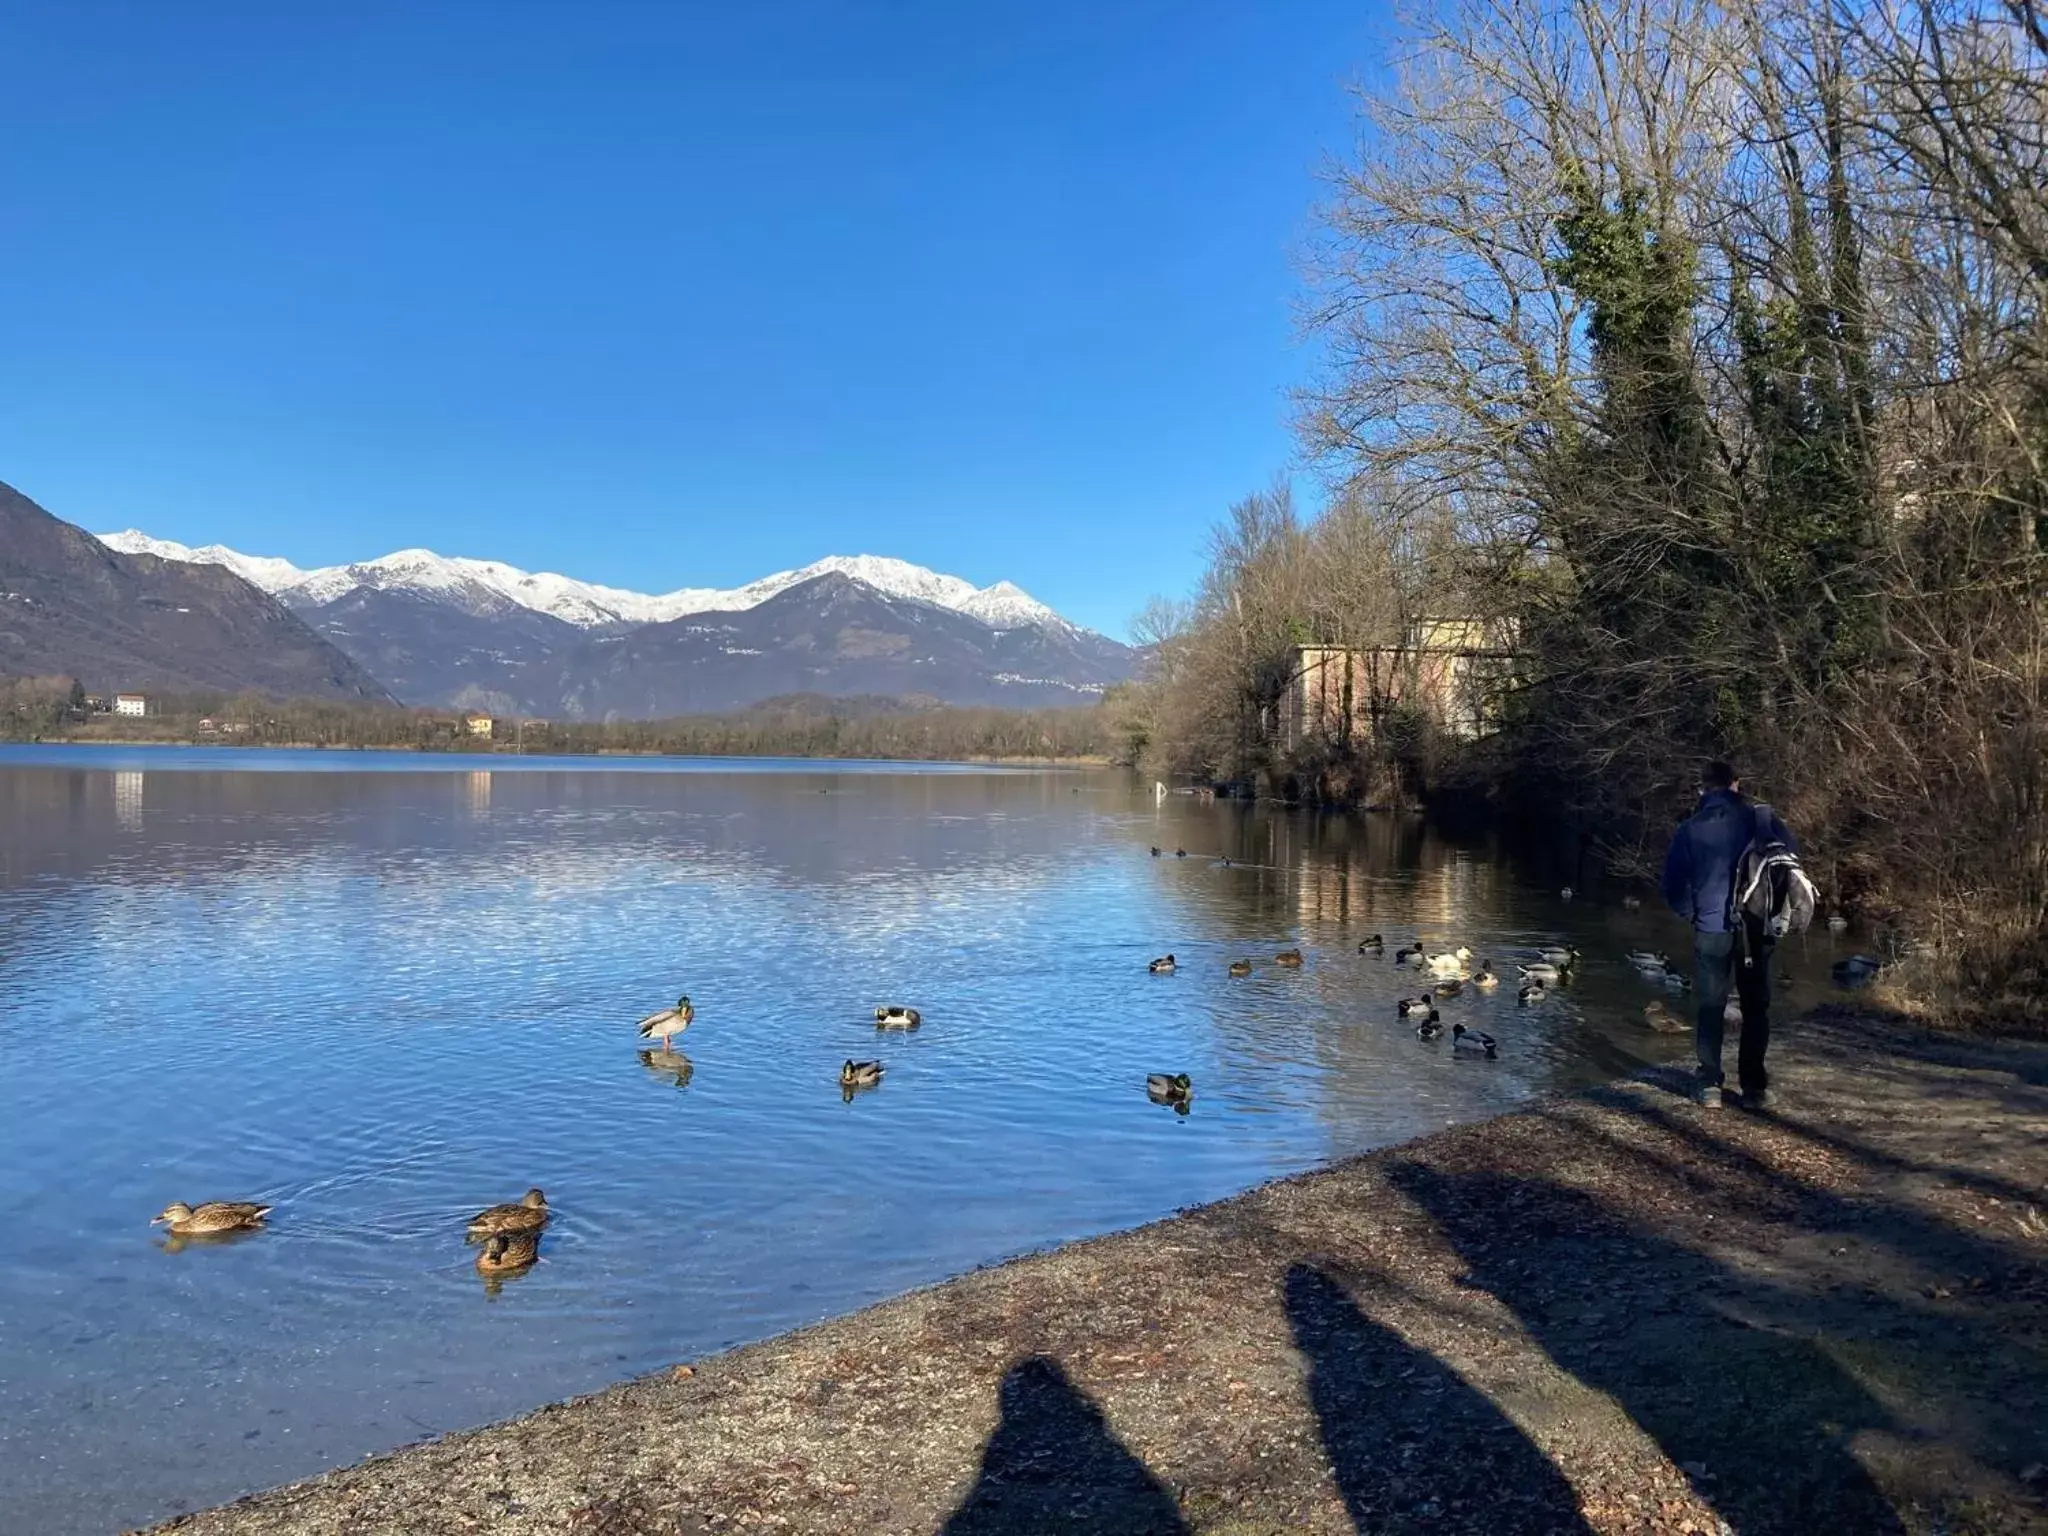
[1730,802,1817,942]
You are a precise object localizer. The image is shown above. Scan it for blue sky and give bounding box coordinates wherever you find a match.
[0,2,1386,637]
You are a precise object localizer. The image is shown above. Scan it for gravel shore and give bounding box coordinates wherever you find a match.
[149,1007,2048,1536]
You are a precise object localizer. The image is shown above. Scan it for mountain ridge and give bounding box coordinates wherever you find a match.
[95,532,1085,636]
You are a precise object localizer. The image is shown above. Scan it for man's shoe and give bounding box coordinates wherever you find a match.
[1695,1084,1723,1109]
[1743,1087,1773,1111]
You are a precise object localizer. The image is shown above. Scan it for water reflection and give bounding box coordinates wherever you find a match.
[0,749,1859,1536]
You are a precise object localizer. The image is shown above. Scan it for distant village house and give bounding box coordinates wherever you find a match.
[113,694,148,718]
[464,713,495,739]
[1278,618,1517,753]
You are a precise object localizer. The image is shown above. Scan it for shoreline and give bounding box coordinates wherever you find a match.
[148,1006,2048,1535]
[3,738,1114,767]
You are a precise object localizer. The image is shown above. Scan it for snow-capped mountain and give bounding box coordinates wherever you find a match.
[93,533,1077,634]
[88,529,1130,715]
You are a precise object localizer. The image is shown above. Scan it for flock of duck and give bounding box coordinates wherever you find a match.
[147,848,1875,1270]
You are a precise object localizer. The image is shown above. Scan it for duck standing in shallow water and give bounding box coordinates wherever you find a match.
[1148,954,1177,974]
[467,1188,548,1242]
[637,995,694,1048]
[1415,1009,1444,1040]
[1452,1023,1499,1058]
[875,1005,922,1029]
[152,1201,271,1236]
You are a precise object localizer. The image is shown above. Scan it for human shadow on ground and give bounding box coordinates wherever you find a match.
[1285,1262,1597,1535]
[941,1355,1188,1535]
[1388,1161,1913,1535]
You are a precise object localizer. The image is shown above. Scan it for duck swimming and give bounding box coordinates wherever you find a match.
[1150,846,1161,857]
[875,1005,922,1028]
[1275,949,1304,967]
[475,1231,539,1280]
[1435,977,1465,997]
[1358,934,1385,953]
[1536,945,1580,967]
[1827,913,1849,932]
[1148,954,1178,974]
[1622,895,1642,910]
[466,1188,548,1241]
[1425,947,1474,975]
[1472,963,1500,989]
[151,1201,271,1236]
[1518,961,1566,985]
[1452,1023,1499,1057]
[1625,950,1670,971]
[1643,1000,1688,1033]
[1228,959,1253,977]
[1518,982,1546,1006]
[840,1059,884,1089]
[1415,1010,1445,1040]
[637,995,694,1048]
[1175,848,1187,859]
[1394,945,1424,966]
[1398,993,1434,1016]
[1146,1072,1193,1107]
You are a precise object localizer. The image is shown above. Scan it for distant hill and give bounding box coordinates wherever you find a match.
[0,481,393,701]
[96,529,1136,715]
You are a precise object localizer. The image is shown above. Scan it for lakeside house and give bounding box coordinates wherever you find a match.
[1277,617,1517,754]
[113,693,148,718]
[464,713,495,739]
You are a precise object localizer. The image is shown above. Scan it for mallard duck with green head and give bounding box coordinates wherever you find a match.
[840,1059,884,1089]
[1146,1072,1193,1107]
[874,1005,922,1029]
[638,995,694,1047]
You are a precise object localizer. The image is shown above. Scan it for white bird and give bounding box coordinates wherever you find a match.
[1425,946,1474,975]
[637,995,694,1047]
[1560,886,1575,901]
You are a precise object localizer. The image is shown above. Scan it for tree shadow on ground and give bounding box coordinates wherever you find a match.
[1285,1262,1597,1535]
[1389,1161,1913,1536]
[942,1354,1187,1535]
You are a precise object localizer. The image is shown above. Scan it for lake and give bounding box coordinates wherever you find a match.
[0,747,1852,1533]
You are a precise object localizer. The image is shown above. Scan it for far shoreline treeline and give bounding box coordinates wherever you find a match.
[0,676,1128,764]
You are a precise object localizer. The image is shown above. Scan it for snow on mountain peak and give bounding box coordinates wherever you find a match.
[91,531,1086,635]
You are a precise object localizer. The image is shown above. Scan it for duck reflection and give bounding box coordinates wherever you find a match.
[636,1046,694,1089]
[475,1231,540,1298]
[155,1226,268,1255]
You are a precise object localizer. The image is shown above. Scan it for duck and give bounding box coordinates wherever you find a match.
[1625,950,1670,970]
[1275,948,1305,967]
[1398,993,1435,1016]
[1435,977,1465,997]
[1358,933,1385,953]
[1150,846,1161,857]
[466,1188,549,1241]
[874,1005,923,1028]
[1536,945,1580,967]
[1518,982,1546,1006]
[1219,856,1233,868]
[1175,848,1188,859]
[1661,967,1692,993]
[840,1059,884,1089]
[1560,886,1575,901]
[1148,954,1178,974]
[1146,1072,1193,1106]
[1621,895,1642,911]
[151,1200,271,1236]
[1643,1000,1688,1033]
[637,995,694,1047]
[1833,955,1882,985]
[1228,959,1253,977]
[1518,961,1566,985]
[1425,946,1474,975]
[1415,1010,1445,1040]
[1827,913,1849,932]
[637,1047,694,1088]
[475,1231,539,1279]
[1472,963,1500,989]
[1452,1023,1499,1058]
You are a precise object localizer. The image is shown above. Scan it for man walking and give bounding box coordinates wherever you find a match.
[1660,761,1797,1110]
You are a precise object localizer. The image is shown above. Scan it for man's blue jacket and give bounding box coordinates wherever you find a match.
[1661,788,1798,933]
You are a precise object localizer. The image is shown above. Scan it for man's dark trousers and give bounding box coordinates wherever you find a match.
[1694,916,1774,1093]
